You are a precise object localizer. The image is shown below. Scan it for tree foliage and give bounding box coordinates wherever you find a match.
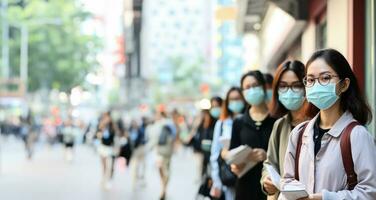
[2,0,101,92]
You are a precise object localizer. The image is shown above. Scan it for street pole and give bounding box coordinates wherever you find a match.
[1,0,10,78]
[20,25,28,93]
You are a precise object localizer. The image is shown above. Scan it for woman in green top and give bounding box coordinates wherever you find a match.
[260,60,308,199]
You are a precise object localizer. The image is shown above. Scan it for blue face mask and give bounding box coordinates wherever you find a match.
[228,100,245,113]
[306,82,339,110]
[210,107,221,118]
[278,89,305,111]
[266,89,273,102]
[243,86,265,106]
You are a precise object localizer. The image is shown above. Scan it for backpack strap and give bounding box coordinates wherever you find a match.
[275,117,286,163]
[294,122,309,181]
[340,121,360,190]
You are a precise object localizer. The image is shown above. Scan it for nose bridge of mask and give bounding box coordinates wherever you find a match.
[280,88,303,97]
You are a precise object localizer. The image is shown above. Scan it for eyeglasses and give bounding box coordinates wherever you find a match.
[278,82,304,93]
[303,74,339,88]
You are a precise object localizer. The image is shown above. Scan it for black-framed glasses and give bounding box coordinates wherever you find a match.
[303,74,339,88]
[278,82,304,93]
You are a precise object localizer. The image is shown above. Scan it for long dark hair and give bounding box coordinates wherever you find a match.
[220,87,246,120]
[271,60,306,119]
[305,49,372,125]
[263,73,274,87]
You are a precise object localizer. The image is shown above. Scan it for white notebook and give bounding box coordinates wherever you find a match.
[225,145,256,178]
[265,164,282,190]
[265,164,309,199]
[281,183,309,199]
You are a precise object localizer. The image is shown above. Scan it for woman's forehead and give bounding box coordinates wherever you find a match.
[243,75,258,84]
[229,90,241,98]
[307,59,336,75]
[280,70,299,82]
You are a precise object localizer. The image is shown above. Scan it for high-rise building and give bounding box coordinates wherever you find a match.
[140,0,215,104]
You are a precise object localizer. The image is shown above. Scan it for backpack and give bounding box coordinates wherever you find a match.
[157,124,174,156]
[295,121,360,190]
[158,125,173,145]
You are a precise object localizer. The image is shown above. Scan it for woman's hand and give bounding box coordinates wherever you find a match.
[263,176,279,195]
[231,163,245,176]
[210,187,222,198]
[248,148,267,162]
[298,193,322,200]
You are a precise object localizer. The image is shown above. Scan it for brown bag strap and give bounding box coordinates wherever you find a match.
[340,121,360,190]
[294,122,308,180]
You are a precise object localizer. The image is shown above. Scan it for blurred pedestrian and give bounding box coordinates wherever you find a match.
[195,97,223,199]
[62,118,79,162]
[20,112,36,160]
[97,111,118,189]
[129,118,147,187]
[146,111,176,200]
[202,97,223,176]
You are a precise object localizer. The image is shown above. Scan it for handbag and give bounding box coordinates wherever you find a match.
[217,121,237,187]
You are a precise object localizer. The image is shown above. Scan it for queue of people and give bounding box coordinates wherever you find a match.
[197,48,376,200]
[1,48,375,200]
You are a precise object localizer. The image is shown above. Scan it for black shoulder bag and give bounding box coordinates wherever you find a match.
[218,121,237,187]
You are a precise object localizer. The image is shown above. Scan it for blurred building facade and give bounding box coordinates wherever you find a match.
[215,0,245,90]
[122,0,147,110]
[82,0,126,109]
[237,0,376,135]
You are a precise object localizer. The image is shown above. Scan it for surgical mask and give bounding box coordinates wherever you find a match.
[306,82,339,110]
[228,100,245,113]
[278,89,305,111]
[243,86,265,106]
[266,89,273,102]
[210,107,221,118]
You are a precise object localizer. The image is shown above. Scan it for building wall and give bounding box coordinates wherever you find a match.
[326,0,349,56]
[366,0,376,136]
[301,22,316,63]
[300,0,350,62]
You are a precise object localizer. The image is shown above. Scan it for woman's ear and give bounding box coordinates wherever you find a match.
[340,78,350,93]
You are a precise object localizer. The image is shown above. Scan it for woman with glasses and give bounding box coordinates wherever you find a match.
[229,70,276,200]
[210,87,246,200]
[260,60,308,200]
[280,49,376,200]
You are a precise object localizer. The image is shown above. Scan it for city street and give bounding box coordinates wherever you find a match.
[0,137,199,200]
[1,0,375,199]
